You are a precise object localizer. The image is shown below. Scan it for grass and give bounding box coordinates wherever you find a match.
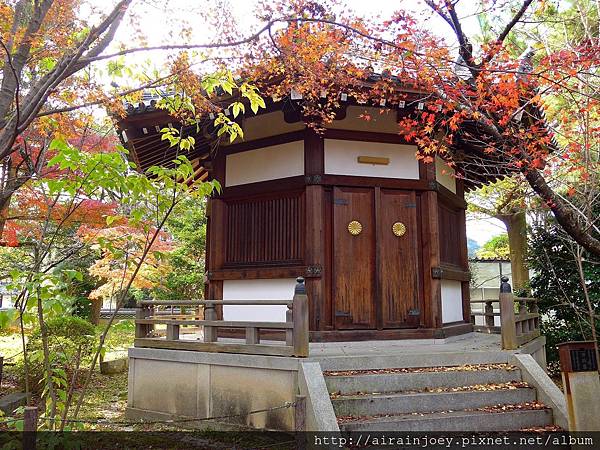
[102,319,136,360]
[0,328,27,396]
[0,320,296,449]
[0,319,136,424]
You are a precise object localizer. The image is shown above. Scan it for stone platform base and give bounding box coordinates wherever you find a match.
[127,334,550,431]
[127,348,300,431]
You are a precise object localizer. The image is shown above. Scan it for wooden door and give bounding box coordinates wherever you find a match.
[332,187,376,329]
[378,189,420,328]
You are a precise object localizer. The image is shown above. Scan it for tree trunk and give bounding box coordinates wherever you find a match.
[0,198,10,240]
[500,211,530,293]
[90,298,102,325]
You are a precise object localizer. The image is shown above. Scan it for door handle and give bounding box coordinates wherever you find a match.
[392,221,406,237]
[335,310,352,317]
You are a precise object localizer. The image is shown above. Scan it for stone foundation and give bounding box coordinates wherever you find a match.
[127,347,300,431]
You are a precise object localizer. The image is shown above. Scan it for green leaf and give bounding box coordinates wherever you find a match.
[231,102,245,118]
[105,215,118,226]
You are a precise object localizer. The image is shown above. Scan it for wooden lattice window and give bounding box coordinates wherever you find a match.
[438,203,463,267]
[225,192,305,266]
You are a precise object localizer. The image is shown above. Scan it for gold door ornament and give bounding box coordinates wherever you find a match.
[347,220,363,236]
[392,222,407,237]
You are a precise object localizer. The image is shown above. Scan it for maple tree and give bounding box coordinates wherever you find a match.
[0,0,264,241]
[195,0,598,257]
[0,59,262,428]
[530,207,600,373]
[2,0,596,259]
[0,0,132,235]
[84,225,172,310]
[0,0,597,431]
[512,0,600,366]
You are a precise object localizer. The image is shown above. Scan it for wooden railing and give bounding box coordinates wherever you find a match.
[134,277,309,357]
[471,276,540,350]
[470,299,501,334]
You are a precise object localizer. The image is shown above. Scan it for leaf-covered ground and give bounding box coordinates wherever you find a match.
[329,381,532,399]
[324,363,519,377]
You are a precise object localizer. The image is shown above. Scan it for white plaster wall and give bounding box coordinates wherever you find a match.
[324,139,419,179]
[225,141,304,187]
[222,278,297,322]
[328,106,399,133]
[435,156,457,193]
[242,111,305,141]
[441,280,464,324]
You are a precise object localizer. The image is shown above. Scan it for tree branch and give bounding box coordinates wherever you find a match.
[522,165,600,256]
[497,0,535,44]
[0,0,133,161]
[0,0,53,128]
[480,0,535,67]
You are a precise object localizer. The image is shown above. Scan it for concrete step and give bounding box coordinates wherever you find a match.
[332,386,536,416]
[314,351,509,371]
[0,392,28,415]
[339,407,553,432]
[325,366,521,395]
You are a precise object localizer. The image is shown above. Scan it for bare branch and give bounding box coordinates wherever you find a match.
[481,0,536,67]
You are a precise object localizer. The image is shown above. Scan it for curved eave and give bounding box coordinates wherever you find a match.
[115,95,525,189]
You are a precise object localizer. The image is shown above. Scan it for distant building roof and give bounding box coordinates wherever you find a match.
[469,257,510,263]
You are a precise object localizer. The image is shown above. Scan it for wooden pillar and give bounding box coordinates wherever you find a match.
[304,129,325,333]
[304,185,324,331]
[205,152,226,307]
[135,304,153,338]
[456,179,472,323]
[206,198,225,315]
[203,304,217,343]
[420,160,442,330]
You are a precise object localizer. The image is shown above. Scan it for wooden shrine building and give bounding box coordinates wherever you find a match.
[117,90,503,342]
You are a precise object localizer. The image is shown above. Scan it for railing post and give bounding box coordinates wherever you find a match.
[286,303,293,346]
[24,405,38,450]
[485,301,495,329]
[531,299,540,333]
[246,327,259,344]
[292,277,309,357]
[166,324,180,341]
[203,304,217,343]
[499,276,518,350]
[135,303,153,338]
[295,394,307,450]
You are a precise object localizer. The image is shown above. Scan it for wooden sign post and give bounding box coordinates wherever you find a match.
[558,341,600,431]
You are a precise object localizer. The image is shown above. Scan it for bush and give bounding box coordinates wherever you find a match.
[529,210,600,375]
[23,316,97,392]
[541,316,585,377]
[71,296,93,321]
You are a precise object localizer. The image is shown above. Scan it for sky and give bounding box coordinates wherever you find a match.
[107,0,506,246]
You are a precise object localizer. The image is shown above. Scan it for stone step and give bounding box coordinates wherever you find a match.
[315,351,509,372]
[332,386,536,417]
[0,392,28,415]
[326,366,521,395]
[339,407,553,432]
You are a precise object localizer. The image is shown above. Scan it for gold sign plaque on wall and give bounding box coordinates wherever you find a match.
[392,222,407,237]
[348,220,363,236]
[357,156,390,165]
